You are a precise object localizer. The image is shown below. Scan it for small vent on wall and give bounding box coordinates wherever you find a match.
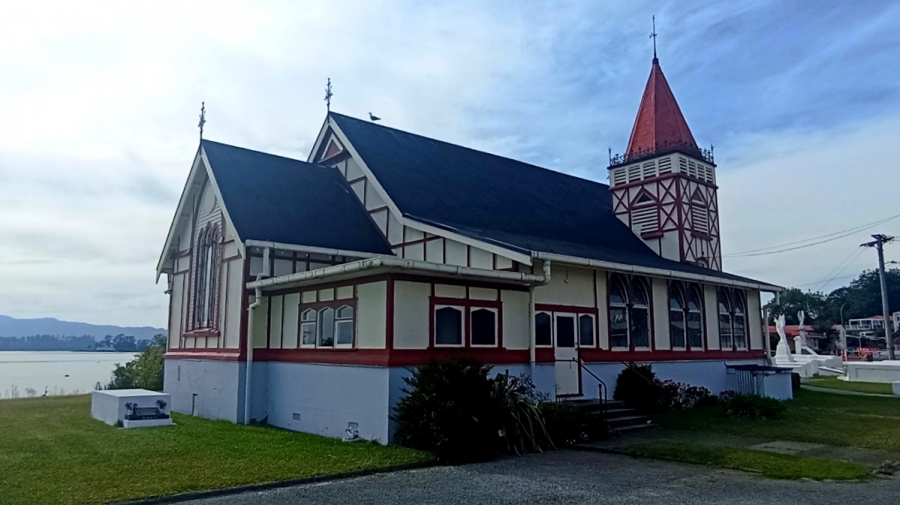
[642,161,656,179]
[658,157,672,174]
[678,157,688,174]
[292,413,302,422]
[632,207,659,234]
[627,165,641,182]
[692,205,709,235]
[613,168,627,185]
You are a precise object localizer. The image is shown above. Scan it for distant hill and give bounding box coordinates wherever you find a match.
[0,315,165,341]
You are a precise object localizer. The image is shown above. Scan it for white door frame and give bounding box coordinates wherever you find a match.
[553,312,581,397]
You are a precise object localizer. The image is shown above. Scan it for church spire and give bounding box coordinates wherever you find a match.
[624,58,700,162]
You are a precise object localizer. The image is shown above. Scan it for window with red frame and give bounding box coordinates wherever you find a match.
[192,222,221,330]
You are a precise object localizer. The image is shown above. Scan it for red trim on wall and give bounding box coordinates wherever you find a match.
[165,350,242,361]
[204,346,764,367]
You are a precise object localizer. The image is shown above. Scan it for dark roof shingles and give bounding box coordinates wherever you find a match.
[330,113,769,286]
[202,140,392,255]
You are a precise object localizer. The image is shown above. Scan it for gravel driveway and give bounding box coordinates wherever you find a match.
[181,450,898,505]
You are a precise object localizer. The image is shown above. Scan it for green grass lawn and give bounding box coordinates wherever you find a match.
[805,376,894,395]
[623,440,871,481]
[0,395,432,505]
[659,389,900,453]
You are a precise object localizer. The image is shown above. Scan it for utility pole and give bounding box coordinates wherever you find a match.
[862,234,895,360]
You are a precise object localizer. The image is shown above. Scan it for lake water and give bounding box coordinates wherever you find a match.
[0,351,139,398]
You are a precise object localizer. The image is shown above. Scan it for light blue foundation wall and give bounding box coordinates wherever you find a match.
[168,358,766,443]
[260,362,392,443]
[164,359,245,423]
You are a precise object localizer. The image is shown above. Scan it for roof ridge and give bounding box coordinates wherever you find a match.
[328,112,609,189]
[201,139,331,169]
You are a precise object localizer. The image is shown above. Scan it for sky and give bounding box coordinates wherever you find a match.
[1,0,899,327]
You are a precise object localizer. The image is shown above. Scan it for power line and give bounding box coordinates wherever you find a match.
[724,213,900,258]
[814,247,866,292]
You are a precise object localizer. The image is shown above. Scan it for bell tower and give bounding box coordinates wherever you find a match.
[607,56,721,271]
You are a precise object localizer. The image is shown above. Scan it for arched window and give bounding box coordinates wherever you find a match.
[335,305,354,347]
[192,223,221,330]
[535,312,552,347]
[609,276,629,348]
[317,307,335,347]
[300,309,317,347]
[686,285,704,350]
[668,283,686,349]
[630,278,651,349]
[579,314,595,347]
[718,288,733,349]
[609,274,652,350]
[717,288,748,350]
[435,306,463,346]
[471,308,498,346]
[733,291,747,350]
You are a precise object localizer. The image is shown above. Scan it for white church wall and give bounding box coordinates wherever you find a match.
[445,240,467,266]
[357,281,387,349]
[282,293,300,349]
[535,264,595,307]
[502,290,529,350]
[651,278,670,351]
[222,258,244,349]
[168,272,186,349]
[595,274,609,349]
[747,290,763,350]
[268,295,284,349]
[704,284,721,350]
[252,296,269,349]
[393,281,430,349]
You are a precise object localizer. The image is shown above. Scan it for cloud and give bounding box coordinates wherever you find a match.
[1,0,899,326]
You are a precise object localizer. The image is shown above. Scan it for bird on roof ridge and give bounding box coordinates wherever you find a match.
[369,112,381,122]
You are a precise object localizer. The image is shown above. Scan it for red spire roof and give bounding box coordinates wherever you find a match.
[625,59,699,160]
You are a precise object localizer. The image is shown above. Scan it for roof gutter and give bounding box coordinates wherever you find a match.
[247,256,547,290]
[244,240,383,259]
[532,251,781,292]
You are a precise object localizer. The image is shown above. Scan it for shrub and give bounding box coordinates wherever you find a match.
[718,389,736,403]
[724,394,786,420]
[613,363,660,413]
[680,385,718,409]
[108,335,166,391]
[393,359,501,463]
[493,374,553,454]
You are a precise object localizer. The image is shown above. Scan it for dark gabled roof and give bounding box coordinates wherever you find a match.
[329,113,770,286]
[201,140,392,255]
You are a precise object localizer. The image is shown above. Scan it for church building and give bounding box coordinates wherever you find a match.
[156,55,778,443]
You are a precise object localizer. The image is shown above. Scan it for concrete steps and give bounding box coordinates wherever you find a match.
[561,398,656,433]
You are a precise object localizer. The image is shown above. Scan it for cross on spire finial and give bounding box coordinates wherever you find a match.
[650,15,658,62]
[198,102,206,141]
[324,78,333,113]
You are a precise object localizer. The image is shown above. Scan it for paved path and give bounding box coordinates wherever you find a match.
[181,450,900,505]
[579,427,900,467]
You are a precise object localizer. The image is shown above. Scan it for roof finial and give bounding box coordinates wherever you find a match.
[324,78,333,113]
[650,15,658,63]
[198,102,206,141]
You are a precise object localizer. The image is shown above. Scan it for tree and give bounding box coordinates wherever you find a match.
[764,288,828,325]
[111,334,137,352]
[108,337,165,391]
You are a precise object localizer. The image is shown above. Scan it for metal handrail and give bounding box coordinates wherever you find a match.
[555,357,609,417]
[575,357,608,410]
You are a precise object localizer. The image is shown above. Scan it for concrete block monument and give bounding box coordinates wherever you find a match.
[92,389,173,428]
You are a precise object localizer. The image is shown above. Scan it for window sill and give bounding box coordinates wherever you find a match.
[641,231,665,239]
[183,329,220,338]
